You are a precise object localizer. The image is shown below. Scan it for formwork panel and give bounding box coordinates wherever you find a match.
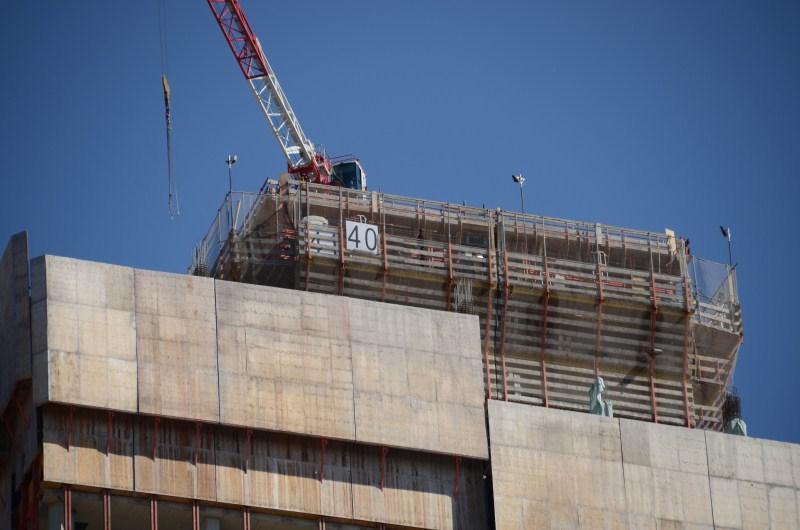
[351,305,487,459]
[135,270,219,422]
[216,278,488,459]
[133,415,217,500]
[30,256,137,412]
[703,431,800,530]
[488,400,629,530]
[216,280,356,441]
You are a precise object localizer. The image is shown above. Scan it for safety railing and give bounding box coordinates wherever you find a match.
[189,191,261,275]
[191,182,741,334]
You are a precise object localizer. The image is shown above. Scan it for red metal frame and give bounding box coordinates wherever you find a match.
[540,258,551,407]
[192,500,201,530]
[499,250,510,401]
[594,260,605,378]
[243,507,251,530]
[648,271,660,424]
[64,487,73,530]
[150,496,159,530]
[103,490,111,530]
[206,0,331,185]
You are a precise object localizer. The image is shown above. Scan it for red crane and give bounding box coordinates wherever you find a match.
[206,0,366,190]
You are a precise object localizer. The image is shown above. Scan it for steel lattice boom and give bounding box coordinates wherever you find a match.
[206,0,331,184]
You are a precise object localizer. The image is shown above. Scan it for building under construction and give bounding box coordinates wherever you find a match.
[3,0,799,526]
[192,180,742,431]
[2,186,800,529]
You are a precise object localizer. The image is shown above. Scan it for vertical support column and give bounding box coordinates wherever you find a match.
[483,222,495,400]
[103,490,111,530]
[539,258,550,408]
[445,242,454,311]
[304,218,313,292]
[681,272,694,428]
[381,222,389,302]
[149,496,158,530]
[337,224,346,296]
[499,249,510,401]
[648,269,660,424]
[63,487,73,530]
[192,500,200,530]
[594,260,605,378]
[242,507,250,530]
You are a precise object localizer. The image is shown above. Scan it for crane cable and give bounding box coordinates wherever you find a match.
[158,0,179,217]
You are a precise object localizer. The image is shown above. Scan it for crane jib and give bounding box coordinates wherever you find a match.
[206,0,332,184]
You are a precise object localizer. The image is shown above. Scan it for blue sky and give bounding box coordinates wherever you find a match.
[1,2,798,442]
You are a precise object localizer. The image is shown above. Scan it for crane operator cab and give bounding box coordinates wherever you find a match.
[330,157,367,191]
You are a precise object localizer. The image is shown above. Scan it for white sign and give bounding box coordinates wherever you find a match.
[345,220,380,254]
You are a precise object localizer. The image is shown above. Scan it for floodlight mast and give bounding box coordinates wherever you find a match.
[206,0,332,185]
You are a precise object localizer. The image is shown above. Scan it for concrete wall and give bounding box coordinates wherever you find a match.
[31,255,488,459]
[42,406,489,529]
[0,231,31,410]
[489,400,800,530]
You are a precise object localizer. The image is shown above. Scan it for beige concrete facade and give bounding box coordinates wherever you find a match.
[40,405,488,529]
[488,400,800,530]
[4,248,799,530]
[0,231,30,410]
[31,255,488,460]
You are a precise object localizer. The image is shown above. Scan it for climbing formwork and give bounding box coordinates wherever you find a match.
[192,180,742,430]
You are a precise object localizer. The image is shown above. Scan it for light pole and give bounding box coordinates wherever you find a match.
[720,226,732,267]
[226,154,238,227]
[512,174,526,213]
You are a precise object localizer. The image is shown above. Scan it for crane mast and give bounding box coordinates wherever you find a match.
[206,0,331,184]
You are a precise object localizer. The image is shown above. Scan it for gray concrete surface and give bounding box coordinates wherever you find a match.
[489,400,800,530]
[31,256,137,412]
[0,232,31,410]
[31,256,488,459]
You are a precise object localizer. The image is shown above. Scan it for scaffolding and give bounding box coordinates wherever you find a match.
[191,181,742,430]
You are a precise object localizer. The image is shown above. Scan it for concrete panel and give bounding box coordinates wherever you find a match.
[216,279,487,459]
[705,430,765,483]
[31,256,137,411]
[0,232,30,410]
[41,406,134,491]
[705,431,800,529]
[216,281,355,441]
[135,270,219,421]
[620,419,713,526]
[488,401,628,530]
[351,304,487,458]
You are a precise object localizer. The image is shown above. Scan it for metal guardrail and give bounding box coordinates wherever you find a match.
[191,182,741,333]
[190,191,260,275]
